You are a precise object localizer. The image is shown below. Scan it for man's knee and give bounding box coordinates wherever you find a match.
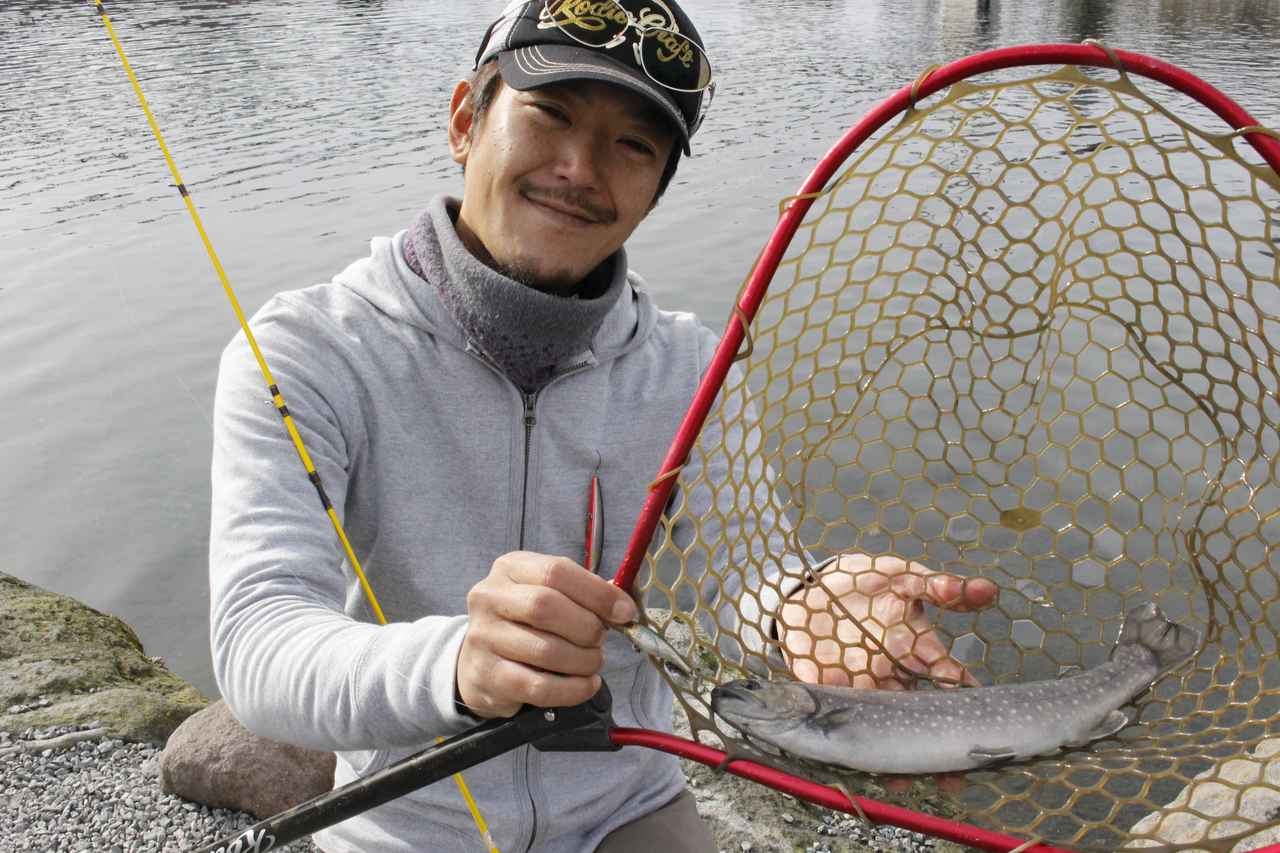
[595,789,716,853]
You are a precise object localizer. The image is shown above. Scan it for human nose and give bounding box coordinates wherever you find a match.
[552,129,606,188]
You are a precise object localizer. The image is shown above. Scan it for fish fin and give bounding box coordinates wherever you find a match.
[1113,604,1200,672]
[1087,710,1129,741]
[1062,710,1130,748]
[967,746,1018,765]
[811,707,861,735]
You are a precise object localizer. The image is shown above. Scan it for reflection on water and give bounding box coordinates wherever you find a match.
[3,0,1280,701]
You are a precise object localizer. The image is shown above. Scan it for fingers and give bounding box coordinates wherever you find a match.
[456,550,636,718]
[782,552,996,691]
[456,639,602,719]
[781,598,911,688]
[883,773,968,796]
[833,553,998,614]
[485,619,606,676]
[500,551,637,627]
[473,579,604,648]
[922,573,999,612]
[909,629,980,687]
[883,775,913,795]
[474,551,634,648]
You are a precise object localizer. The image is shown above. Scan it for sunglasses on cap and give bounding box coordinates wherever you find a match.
[476,0,715,96]
[541,0,714,94]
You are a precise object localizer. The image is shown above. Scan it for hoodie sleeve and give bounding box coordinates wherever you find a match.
[209,297,477,751]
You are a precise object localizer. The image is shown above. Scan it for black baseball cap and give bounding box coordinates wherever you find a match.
[474,0,714,153]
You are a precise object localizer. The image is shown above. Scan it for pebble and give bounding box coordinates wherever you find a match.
[800,810,937,853]
[0,724,317,852]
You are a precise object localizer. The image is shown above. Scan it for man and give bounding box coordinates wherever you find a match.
[209,1,997,851]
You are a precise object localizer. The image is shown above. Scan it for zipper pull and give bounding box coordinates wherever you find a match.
[522,392,537,428]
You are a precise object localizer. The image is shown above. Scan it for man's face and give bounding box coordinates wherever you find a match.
[449,75,677,295]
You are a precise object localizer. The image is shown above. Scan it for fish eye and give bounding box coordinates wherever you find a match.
[742,679,762,691]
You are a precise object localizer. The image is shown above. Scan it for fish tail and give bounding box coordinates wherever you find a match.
[1116,603,1201,671]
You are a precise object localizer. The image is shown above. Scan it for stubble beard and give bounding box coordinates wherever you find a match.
[496,254,582,296]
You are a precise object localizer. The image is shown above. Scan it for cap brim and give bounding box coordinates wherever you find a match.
[498,45,692,154]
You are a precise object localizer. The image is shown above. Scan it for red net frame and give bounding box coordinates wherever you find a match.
[605,43,1280,853]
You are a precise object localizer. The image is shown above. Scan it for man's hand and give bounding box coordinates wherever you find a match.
[456,551,637,719]
[779,553,998,690]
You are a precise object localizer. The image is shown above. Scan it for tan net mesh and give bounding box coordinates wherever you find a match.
[638,59,1280,852]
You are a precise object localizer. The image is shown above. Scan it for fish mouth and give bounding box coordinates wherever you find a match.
[710,679,774,721]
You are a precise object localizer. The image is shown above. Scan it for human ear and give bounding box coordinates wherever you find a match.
[448,79,475,166]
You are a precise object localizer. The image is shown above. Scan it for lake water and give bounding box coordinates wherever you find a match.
[4,0,1280,701]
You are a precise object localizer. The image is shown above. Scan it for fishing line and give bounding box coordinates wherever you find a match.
[88,3,497,849]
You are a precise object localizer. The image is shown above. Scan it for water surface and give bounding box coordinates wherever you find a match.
[3,0,1280,697]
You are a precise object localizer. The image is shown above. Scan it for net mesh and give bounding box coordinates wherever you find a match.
[637,59,1280,852]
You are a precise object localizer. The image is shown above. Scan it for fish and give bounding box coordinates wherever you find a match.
[616,621,692,680]
[709,603,1199,774]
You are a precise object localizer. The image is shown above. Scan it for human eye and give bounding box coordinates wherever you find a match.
[620,136,658,158]
[532,100,569,123]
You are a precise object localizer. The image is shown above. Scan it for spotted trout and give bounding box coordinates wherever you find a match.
[710,603,1199,774]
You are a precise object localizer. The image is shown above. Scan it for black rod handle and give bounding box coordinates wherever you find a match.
[189,688,612,853]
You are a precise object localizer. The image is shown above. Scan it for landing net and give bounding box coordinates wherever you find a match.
[636,45,1280,852]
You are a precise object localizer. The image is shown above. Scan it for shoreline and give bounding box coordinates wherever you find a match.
[2,572,925,852]
[0,722,317,853]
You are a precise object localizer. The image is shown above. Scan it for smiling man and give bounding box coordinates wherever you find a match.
[209,1,994,851]
[211,2,726,850]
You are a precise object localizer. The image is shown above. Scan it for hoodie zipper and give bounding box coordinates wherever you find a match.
[511,363,593,549]
[516,363,592,853]
[517,391,537,548]
[462,346,593,853]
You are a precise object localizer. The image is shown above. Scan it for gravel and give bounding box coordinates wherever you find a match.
[0,724,317,853]
[802,812,940,853]
[0,723,941,853]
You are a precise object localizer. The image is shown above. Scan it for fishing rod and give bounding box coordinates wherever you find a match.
[88,2,497,850]
[94,5,1271,850]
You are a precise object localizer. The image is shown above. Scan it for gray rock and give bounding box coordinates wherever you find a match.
[1127,737,1280,851]
[0,572,209,744]
[160,699,336,819]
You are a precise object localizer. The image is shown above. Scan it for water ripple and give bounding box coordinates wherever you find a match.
[3,0,1280,698]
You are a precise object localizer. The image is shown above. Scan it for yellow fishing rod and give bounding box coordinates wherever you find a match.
[89,3,498,850]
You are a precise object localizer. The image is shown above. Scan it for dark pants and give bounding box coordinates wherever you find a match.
[595,790,716,853]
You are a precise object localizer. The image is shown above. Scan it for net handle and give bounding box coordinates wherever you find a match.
[610,728,1072,853]
[610,40,1280,593]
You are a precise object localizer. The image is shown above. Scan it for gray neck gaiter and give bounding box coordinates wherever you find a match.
[403,197,625,393]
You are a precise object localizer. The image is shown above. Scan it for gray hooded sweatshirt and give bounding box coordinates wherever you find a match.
[210,196,789,852]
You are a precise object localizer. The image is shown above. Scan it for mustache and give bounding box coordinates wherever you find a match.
[519,181,617,225]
